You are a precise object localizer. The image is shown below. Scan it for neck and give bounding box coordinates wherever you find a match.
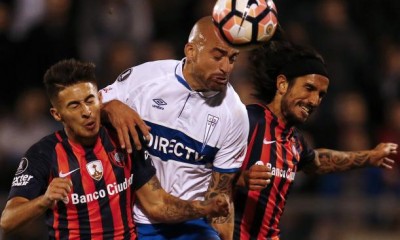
[64,128,98,147]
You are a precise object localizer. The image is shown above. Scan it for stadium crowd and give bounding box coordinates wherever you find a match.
[0,0,399,239]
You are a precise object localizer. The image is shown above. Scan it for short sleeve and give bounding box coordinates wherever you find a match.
[296,132,316,170]
[7,145,51,200]
[100,68,134,104]
[212,104,249,173]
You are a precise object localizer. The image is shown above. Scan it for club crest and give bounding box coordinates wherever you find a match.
[86,160,103,181]
[108,150,127,167]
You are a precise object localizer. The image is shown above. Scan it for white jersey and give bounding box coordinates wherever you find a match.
[101,59,249,224]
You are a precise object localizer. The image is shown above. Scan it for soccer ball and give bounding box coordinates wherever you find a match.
[212,0,278,48]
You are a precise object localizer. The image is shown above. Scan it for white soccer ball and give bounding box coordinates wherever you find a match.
[212,0,278,48]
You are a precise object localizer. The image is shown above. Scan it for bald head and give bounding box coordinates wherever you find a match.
[188,16,224,46]
[183,16,240,92]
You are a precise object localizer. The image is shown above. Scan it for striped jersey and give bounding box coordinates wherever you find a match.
[8,126,156,240]
[101,59,249,225]
[234,104,315,240]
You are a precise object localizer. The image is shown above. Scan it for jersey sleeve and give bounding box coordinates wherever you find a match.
[212,104,249,173]
[7,144,51,200]
[130,128,156,190]
[296,131,316,171]
[100,67,135,104]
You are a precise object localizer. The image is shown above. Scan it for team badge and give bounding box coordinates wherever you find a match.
[202,114,219,152]
[86,160,103,181]
[108,150,127,167]
[290,137,300,160]
[15,157,29,175]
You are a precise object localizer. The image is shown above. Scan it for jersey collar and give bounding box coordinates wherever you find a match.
[175,58,221,99]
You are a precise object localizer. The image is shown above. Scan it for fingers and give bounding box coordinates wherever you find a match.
[213,194,230,217]
[103,100,150,152]
[247,161,272,190]
[44,178,73,207]
[128,124,141,152]
[248,179,271,191]
[381,157,395,169]
[116,126,127,152]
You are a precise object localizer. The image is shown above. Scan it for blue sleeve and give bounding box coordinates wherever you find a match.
[296,132,316,171]
[130,128,156,190]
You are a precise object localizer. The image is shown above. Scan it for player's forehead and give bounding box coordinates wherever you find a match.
[57,82,97,102]
[204,32,239,55]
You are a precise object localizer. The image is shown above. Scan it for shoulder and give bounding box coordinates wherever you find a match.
[27,133,59,155]
[246,104,265,116]
[133,60,179,74]
[119,60,180,84]
[246,104,266,125]
[224,85,247,115]
[22,132,59,166]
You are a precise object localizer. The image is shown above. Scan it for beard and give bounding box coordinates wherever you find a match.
[281,97,307,126]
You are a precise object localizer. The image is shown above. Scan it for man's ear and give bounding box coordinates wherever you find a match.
[276,75,288,94]
[98,91,103,103]
[184,43,196,63]
[50,107,62,122]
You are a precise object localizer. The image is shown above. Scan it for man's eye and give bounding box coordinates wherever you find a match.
[70,104,79,109]
[213,55,223,61]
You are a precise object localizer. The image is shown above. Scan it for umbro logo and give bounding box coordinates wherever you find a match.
[152,98,167,110]
[263,138,276,145]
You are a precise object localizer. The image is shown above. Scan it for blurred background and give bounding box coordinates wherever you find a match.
[0,0,399,239]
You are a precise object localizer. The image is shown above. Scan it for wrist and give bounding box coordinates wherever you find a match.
[38,195,53,210]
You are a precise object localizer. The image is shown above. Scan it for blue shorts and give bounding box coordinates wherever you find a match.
[136,218,220,240]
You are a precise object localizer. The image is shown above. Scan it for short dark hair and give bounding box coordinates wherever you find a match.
[249,32,326,104]
[43,59,97,103]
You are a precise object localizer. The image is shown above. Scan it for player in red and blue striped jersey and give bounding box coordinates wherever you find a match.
[0,59,230,240]
[233,38,398,240]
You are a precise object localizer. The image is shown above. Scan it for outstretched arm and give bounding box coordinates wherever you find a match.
[304,143,398,175]
[0,178,72,233]
[101,100,150,152]
[205,171,237,240]
[136,176,230,223]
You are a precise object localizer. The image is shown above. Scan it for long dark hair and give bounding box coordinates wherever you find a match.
[249,27,326,104]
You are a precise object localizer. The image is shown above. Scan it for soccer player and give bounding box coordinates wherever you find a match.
[0,59,230,239]
[233,39,398,240]
[100,16,249,239]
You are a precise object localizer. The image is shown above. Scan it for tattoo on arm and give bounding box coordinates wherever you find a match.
[205,172,234,224]
[315,149,371,174]
[141,176,207,222]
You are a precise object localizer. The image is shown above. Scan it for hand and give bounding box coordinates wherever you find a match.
[102,100,150,152]
[245,161,272,190]
[369,142,398,169]
[42,178,73,209]
[207,193,230,218]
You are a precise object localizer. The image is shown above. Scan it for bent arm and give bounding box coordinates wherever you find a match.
[303,143,398,175]
[0,196,50,233]
[101,99,150,152]
[136,176,228,223]
[1,177,72,233]
[205,171,236,240]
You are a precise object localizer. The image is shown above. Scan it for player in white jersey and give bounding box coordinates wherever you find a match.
[100,16,249,240]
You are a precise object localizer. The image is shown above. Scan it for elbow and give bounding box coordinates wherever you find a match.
[0,215,14,234]
[144,206,168,222]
